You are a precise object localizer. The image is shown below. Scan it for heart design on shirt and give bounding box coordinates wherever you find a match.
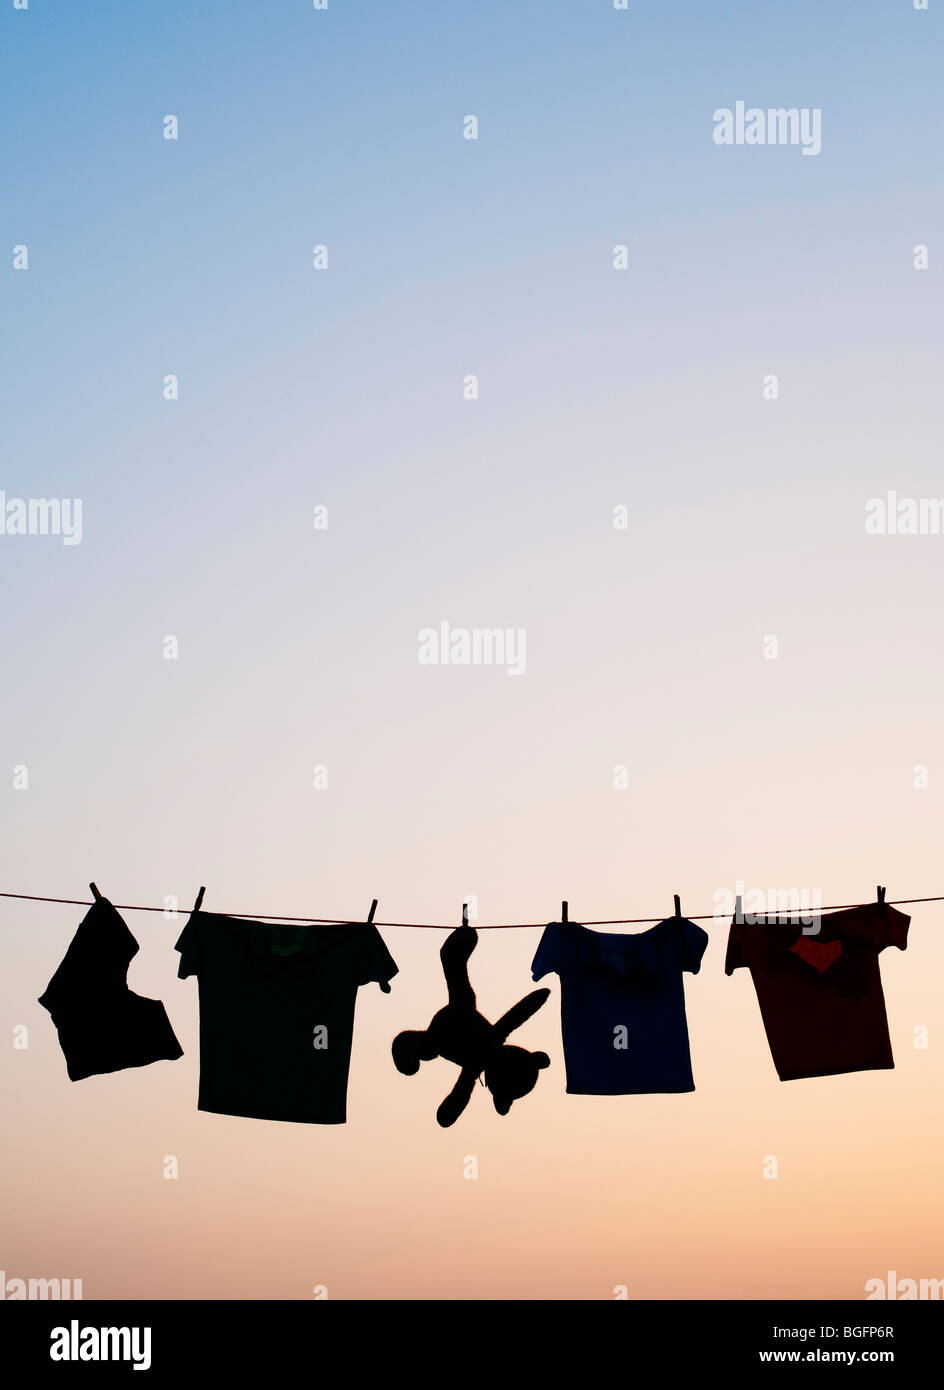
[789,937,842,973]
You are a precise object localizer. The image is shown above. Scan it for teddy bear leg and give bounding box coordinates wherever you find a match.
[436,1067,479,1127]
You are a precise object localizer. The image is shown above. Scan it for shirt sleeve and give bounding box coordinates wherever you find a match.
[174,913,202,979]
[876,905,910,953]
[680,918,709,974]
[353,926,399,993]
[531,923,563,981]
[37,938,79,1016]
[723,922,745,975]
[37,961,69,1017]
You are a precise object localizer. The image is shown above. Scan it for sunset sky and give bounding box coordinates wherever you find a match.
[2,0,942,1299]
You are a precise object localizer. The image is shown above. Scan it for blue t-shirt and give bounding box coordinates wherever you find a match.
[531,918,708,1094]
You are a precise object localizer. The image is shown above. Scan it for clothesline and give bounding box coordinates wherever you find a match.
[2,889,943,929]
[28,888,927,1117]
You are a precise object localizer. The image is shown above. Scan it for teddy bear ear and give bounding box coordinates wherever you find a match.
[534,1052,550,1070]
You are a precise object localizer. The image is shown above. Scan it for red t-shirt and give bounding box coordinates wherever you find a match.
[724,902,909,1081]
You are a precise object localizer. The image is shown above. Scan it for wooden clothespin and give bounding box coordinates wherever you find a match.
[734,894,743,924]
[192,885,206,914]
[876,885,886,906]
[366,899,378,924]
[461,902,469,927]
[674,894,681,919]
[561,900,568,924]
[89,882,103,902]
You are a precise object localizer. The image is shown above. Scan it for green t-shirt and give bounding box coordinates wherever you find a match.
[175,911,398,1123]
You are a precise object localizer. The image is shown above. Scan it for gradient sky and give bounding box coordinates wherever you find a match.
[2,0,943,1299]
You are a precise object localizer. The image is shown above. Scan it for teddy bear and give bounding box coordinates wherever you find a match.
[392,922,550,1126]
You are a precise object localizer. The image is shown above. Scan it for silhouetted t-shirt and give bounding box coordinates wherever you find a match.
[38,898,183,1081]
[175,911,398,1123]
[724,902,909,1081]
[531,918,708,1094]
